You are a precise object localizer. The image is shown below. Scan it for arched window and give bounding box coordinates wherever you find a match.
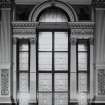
[36,6,70,105]
[37,7,69,22]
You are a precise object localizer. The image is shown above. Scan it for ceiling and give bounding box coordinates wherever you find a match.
[15,0,92,5]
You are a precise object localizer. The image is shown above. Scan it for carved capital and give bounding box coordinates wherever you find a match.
[70,38,77,45]
[89,37,94,45]
[92,0,105,8]
[0,0,13,8]
[13,38,18,44]
[29,37,36,44]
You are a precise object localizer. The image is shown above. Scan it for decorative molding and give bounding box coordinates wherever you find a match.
[0,0,13,8]
[97,69,105,95]
[12,22,38,28]
[92,0,105,7]
[69,22,95,29]
[71,29,94,36]
[29,0,78,22]
[1,69,9,95]
[13,29,36,35]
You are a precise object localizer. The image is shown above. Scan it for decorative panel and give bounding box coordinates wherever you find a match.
[39,32,52,51]
[39,73,52,91]
[98,69,105,95]
[38,93,52,105]
[1,69,9,95]
[78,73,87,92]
[55,53,68,71]
[55,74,68,91]
[39,52,52,71]
[55,32,68,51]
[54,93,68,105]
[19,73,28,92]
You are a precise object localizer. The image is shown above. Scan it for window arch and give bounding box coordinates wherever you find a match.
[29,1,78,22]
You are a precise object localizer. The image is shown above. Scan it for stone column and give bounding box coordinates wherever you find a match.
[95,8,105,102]
[0,1,12,104]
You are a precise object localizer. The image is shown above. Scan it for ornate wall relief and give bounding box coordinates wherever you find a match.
[1,69,9,95]
[97,69,105,95]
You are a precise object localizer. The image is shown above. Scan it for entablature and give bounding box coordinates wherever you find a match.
[12,21,95,38]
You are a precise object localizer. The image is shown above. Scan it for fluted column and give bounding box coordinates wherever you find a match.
[0,0,12,104]
[95,8,105,102]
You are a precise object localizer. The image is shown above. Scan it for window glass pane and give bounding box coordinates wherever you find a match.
[39,73,52,91]
[55,74,68,91]
[55,32,68,51]
[78,53,87,71]
[78,44,87,51]
[19,42,29,51]
[19,73,28,92]
[78,73,87,92]
[55,93,68,105]
[39,52,52,71]
[38,93,52,105]
[39,32,52,51]
[38,8,68,22]
[19,52,28,71]
[55,53,68,71]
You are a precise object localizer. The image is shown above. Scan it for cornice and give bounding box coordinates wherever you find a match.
[69,22,95,29]
[12,21,95,35]
[12,22,38,28]
[12,22,95,29]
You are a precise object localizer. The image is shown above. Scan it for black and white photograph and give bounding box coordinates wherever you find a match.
[0,0,104,105]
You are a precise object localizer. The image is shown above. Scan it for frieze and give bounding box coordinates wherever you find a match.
[71,29,94,36]
[12,22,38,28]
[69,22,95,29]
[92,0,105,7]
[12,22,95,36]
[13,29,36,35]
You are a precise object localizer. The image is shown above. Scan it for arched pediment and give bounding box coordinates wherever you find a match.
[29,0,78,22]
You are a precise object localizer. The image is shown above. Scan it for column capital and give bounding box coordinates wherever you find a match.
[29,37,36,44]
[70,37,77,45]
[0,0,14,8]
[13,38,18,44]
[89,37,94,45]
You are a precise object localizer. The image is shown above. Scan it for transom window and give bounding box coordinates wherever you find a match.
[37,7,69,22]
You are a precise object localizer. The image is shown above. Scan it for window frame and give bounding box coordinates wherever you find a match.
[76,39,90,94]
[17,39,30,93]
[36,29,70,105]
